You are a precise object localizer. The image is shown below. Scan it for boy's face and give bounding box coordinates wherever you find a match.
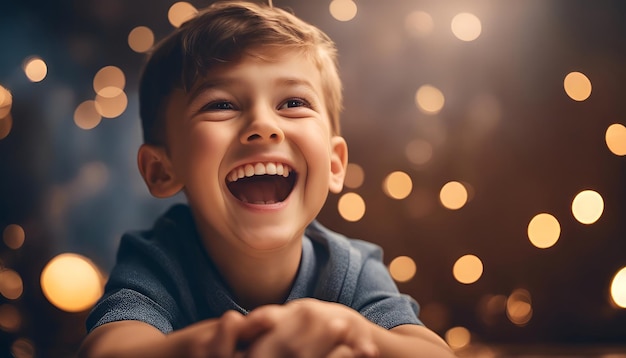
[152,48,347,252]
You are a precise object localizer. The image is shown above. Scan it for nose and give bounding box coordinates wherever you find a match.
[240,106,285,144]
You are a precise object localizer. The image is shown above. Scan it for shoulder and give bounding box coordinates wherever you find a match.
[304,220,422,328]
[304,220,386,305]
[112,203,202,287]
[117,203,196,260]
[88,204,200,333]
[107,204,193,291]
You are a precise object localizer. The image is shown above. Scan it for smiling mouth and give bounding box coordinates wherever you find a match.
[226,162,297,204]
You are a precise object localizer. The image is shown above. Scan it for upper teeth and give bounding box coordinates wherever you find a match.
[227,162,291,183]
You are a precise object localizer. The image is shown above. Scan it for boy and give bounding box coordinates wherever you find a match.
[79,1,455,357]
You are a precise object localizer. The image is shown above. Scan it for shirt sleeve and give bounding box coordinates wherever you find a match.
[349,240,422,330]
[86,288,175,333]
[85,230,188,334]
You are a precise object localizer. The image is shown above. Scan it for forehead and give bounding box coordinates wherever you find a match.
[192,47,323,90]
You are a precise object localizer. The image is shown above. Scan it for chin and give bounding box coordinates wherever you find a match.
[236,223,305,252]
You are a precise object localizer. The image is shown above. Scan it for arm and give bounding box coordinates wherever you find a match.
[374,324,456,358]
[78,311,250,358]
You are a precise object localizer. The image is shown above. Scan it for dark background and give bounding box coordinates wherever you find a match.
[1,0,625,356]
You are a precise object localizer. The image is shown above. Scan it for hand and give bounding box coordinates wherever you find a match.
[173,310,249,358]
[78,312,250,358]
[236,298,379,358]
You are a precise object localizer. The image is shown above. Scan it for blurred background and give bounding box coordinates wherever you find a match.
[1,0,626,357]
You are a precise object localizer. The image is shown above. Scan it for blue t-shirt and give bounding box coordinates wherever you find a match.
[86,204,421,333]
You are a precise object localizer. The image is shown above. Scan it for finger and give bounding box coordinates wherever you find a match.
[244,318,311,357]
[324,309,378,358]
[326,344,355,358]
[235,316,274,349]
[234,305,283,352]
[351,340,379,358]
[241,305,281,336]
[246,316,343,358]
[245,331,301,358]
[210,310,246,356]
[334,324,378,358]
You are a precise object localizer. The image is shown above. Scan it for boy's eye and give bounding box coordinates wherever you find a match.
[202,101,235,111]
[279,98,310,110]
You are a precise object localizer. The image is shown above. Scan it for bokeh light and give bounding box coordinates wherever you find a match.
[571,189,604,224]
[40,253,104,312]
[3,224,25,250]
[74,100,102,130]
[478,294,507,326]
[168,2,199,28]
[527,213,561,249]
[605,123,626,156]
[95,91,128,118]
[93,66,125,98]
[415,84,445,114]
[128,26,155,53]
[506,288,533,326]
[405,139,433,166]
[23,57,47,82]
[329,0,357,22]
[451,13,482,41]
[439,181,468,210]
[610,267,626,308]
[405,11,434,38]
[563,71,592,101]
[11,338,35,358]
[453,254,483,284]
[389,256,417,282]
[383,171,413,200]
[0,85,12,119]
[337,192,366,222]
[0,114,13,140]
[0,304,21,332]
[445,326,471,350]
[0,84,13,139]
[0,269,23,300]
[344,163,365,189]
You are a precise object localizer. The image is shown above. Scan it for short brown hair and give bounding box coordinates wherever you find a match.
[139,0,343,145]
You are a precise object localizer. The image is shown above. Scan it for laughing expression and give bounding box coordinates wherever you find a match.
[226,162,296,205]
[158,47,347,255]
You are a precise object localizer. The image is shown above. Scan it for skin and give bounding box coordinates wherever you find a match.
[78,48,456,358]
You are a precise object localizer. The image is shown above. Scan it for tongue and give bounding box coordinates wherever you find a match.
[228,175,289,204]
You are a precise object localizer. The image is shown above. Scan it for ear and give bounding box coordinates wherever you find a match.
[328,136,348,194]
[137,144,183,198]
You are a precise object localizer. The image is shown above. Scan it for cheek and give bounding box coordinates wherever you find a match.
[175,125,228,176]
[192,123,231,153]
[293,129,333,181]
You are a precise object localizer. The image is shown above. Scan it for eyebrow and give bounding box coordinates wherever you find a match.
[186,79,228,106]
[186,76,319,105]
[274,77,317,91]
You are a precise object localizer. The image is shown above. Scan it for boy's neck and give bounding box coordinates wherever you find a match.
[228,251,301,310]
[196,224,303,311]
